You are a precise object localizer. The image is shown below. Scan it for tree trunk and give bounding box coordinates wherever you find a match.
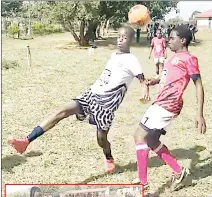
[67,21,80,43]
[79,19,85,41]
[68,20,89,46]
[96,24,100,39]
[92,20,99,40]
[105,19,110,35]
[27,2,31,36]
[17,22,20,39]
[100,20,106,37]
[83,20,94,45]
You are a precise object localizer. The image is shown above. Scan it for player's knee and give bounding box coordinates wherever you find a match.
[146,130,161,150]
[133,126,148,143]
[56,102,79,119]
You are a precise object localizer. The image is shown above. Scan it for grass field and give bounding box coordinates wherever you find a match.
[2,30,212,196]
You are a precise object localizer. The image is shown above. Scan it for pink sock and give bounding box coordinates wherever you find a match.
[136,142,149,185]
[154,144,182,174]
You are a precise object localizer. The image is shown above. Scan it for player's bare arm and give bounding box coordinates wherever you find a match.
[137,73,150,100]
[192,74,207,134]
[164,46,167,59]
[149,47,153,59]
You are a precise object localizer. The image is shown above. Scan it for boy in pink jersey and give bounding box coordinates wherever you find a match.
[133,25,206,192]
[149,29,167,78]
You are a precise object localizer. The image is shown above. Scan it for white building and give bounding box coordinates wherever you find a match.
[196,9,212,30]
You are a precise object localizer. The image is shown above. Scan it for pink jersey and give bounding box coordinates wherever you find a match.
[151,37,166,58]
[155,51,200,115]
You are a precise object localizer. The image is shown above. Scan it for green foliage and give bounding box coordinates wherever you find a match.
[39,186,59,194]
[31,22,63,35]
[1,1,23,17]
[167,16,184,24]
[7,24,19,36]
[31,22,45,35]
[2,59,19,70]
[99,1,178,25]
[49,2,100,24]
[9,1,178,45]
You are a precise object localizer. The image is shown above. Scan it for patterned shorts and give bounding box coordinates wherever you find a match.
[73,85,127,131]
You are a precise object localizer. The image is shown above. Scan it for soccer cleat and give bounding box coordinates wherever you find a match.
[170,167,190,192]
[131,178,149,190]
[105,159,115,173]
[8,138,30,154]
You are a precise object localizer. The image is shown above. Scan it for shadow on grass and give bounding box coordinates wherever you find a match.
[78,145,211,191]
[2,151,43,172]
[147,145,211,196]
[122,145,206,171]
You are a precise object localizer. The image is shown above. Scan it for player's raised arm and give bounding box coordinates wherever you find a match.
[149,38,154,59]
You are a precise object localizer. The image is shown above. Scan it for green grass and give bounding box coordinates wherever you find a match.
[2,31,212,196]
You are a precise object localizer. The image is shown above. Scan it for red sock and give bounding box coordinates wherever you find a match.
[136,142,149,185]
[154,144,182,174]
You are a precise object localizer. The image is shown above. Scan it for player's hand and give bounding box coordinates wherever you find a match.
[145,78,154,86]
[195,115,206,134]
[142,85,150,101]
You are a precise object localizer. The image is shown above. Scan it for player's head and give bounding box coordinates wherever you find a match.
[30,187,42,197]
[156,29,162,38]
[117,25,135,53]
[168,25,192,52]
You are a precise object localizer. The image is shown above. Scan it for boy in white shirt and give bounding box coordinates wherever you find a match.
[8,26,149,173]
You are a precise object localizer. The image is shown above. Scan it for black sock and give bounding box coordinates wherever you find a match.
[27,126,45,142]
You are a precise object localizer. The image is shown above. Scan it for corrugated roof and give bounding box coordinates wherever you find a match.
[196,9,212,18]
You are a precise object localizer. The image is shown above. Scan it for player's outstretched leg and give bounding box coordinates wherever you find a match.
[97,130,115,173]
[8,101,80,154]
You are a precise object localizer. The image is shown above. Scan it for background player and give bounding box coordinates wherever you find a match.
[149,29,167,79]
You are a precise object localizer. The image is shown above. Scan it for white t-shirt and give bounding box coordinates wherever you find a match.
[90,52,143,95]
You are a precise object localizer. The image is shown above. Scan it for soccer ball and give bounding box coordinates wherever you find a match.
[128,4,150,26]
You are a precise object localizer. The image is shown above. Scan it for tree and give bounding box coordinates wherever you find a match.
[48,1,178,45]
[14,1,178,45]
[97,1,178,34]
[39,186,59,194]
[167,16,184,24]
[1,1,23,17]
[189,10,201,21]
[48,2,100,46]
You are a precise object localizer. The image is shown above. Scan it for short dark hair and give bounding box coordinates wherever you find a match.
[174,24,193,46]
[120,25,135,39]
